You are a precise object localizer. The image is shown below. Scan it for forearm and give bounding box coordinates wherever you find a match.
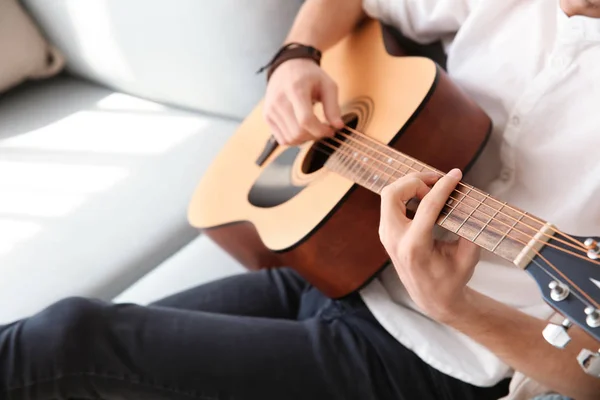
[446,289,600,400]
[284,0,366,51]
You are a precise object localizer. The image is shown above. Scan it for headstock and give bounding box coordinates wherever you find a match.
[526,234,600,377]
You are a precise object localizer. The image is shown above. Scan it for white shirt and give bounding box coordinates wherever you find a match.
[359,0,600,387]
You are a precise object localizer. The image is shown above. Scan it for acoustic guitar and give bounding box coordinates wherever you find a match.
[188,18,600,375]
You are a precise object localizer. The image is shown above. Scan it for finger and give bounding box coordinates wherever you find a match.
[320,79,344,129]
[411,168,462,241]
[264,111,283,144]
[288,86,332,139]
[269,108,292,145]
[381,171,440,202]
[380,172,439,234]
[279,98,311,145]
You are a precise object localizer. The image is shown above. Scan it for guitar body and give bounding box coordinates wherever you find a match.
[188,19,492,298]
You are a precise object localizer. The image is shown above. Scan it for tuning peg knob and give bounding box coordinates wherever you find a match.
[584,238,600,260]
[584,307,600,328]
[548,281,569,301]
[577,348,600,377]
[543,318,572,349]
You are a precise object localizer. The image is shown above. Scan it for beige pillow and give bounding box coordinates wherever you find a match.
[0,0,65,93]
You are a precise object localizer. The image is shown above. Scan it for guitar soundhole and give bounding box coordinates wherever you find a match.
[247,99,372,209]
[302,113,359,174]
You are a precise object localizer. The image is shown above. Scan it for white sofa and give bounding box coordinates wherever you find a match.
[0,0,304,323]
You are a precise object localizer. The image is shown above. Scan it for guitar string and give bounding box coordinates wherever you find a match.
[316,138,600,267]
[341,124,588,252]
[311,139,600,268]
[332,126,587,253]
[309,141,600,310]
[316,138,545,251]
[327,128,593,256]
[341,124,567,233]
[335,126,588,253]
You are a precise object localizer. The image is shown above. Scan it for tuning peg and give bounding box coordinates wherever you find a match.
[543,318,572,349]
[584,238,599,260]
[548,281,569,301]
[584,307,600,328]
[577,349,600,377]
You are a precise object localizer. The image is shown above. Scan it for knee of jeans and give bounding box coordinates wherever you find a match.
[25,297,106,362]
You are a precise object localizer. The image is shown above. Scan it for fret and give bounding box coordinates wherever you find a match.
[377,143,400,190]
[363,144,380,192]
[382,145,400,180]
[360,141,378,188]
[376,153,388,193]
[328,139,344,171]
[492,212,526,252]
[440,204,455,226]
[440,188,470,226]
[454,190,481,234]
[413,160,426,173]
[370,145,390,193]
[407,159,418,174]
[388,156,402,180]
[346,142,363,180]
[396,155,409,176]
[472,198,505,242]
[410,158,421,173]
[381,156,395,189]
[341,132,358,178]
[411,158,425,174]
[336,141,354,175]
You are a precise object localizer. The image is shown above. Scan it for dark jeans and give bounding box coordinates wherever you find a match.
[0,267,510,400]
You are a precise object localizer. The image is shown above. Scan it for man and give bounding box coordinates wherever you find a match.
[1,0,599,399]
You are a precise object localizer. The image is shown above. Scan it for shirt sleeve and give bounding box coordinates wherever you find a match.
[362,0,473,44]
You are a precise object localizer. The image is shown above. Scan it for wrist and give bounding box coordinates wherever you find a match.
[434,287,482,326]
[257,43,322,82]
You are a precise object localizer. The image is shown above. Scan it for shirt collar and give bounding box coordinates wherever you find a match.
[557,3,600,42]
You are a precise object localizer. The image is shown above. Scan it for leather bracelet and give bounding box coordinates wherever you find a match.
[257,42,322,82]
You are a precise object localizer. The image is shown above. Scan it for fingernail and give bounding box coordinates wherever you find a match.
[447,168,462,179]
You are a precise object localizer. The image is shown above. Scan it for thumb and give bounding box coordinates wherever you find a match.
[320,79,344,129]
[454,238,481,271]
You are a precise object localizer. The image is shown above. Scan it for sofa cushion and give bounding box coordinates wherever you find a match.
[113,235,245,305]
[22,0,304,119]
[0,0,64,93]
[0,76,237,323]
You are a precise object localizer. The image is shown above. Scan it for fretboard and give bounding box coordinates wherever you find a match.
[323,133,547,266]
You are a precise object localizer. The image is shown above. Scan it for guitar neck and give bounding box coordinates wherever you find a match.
[323,133,552,268]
